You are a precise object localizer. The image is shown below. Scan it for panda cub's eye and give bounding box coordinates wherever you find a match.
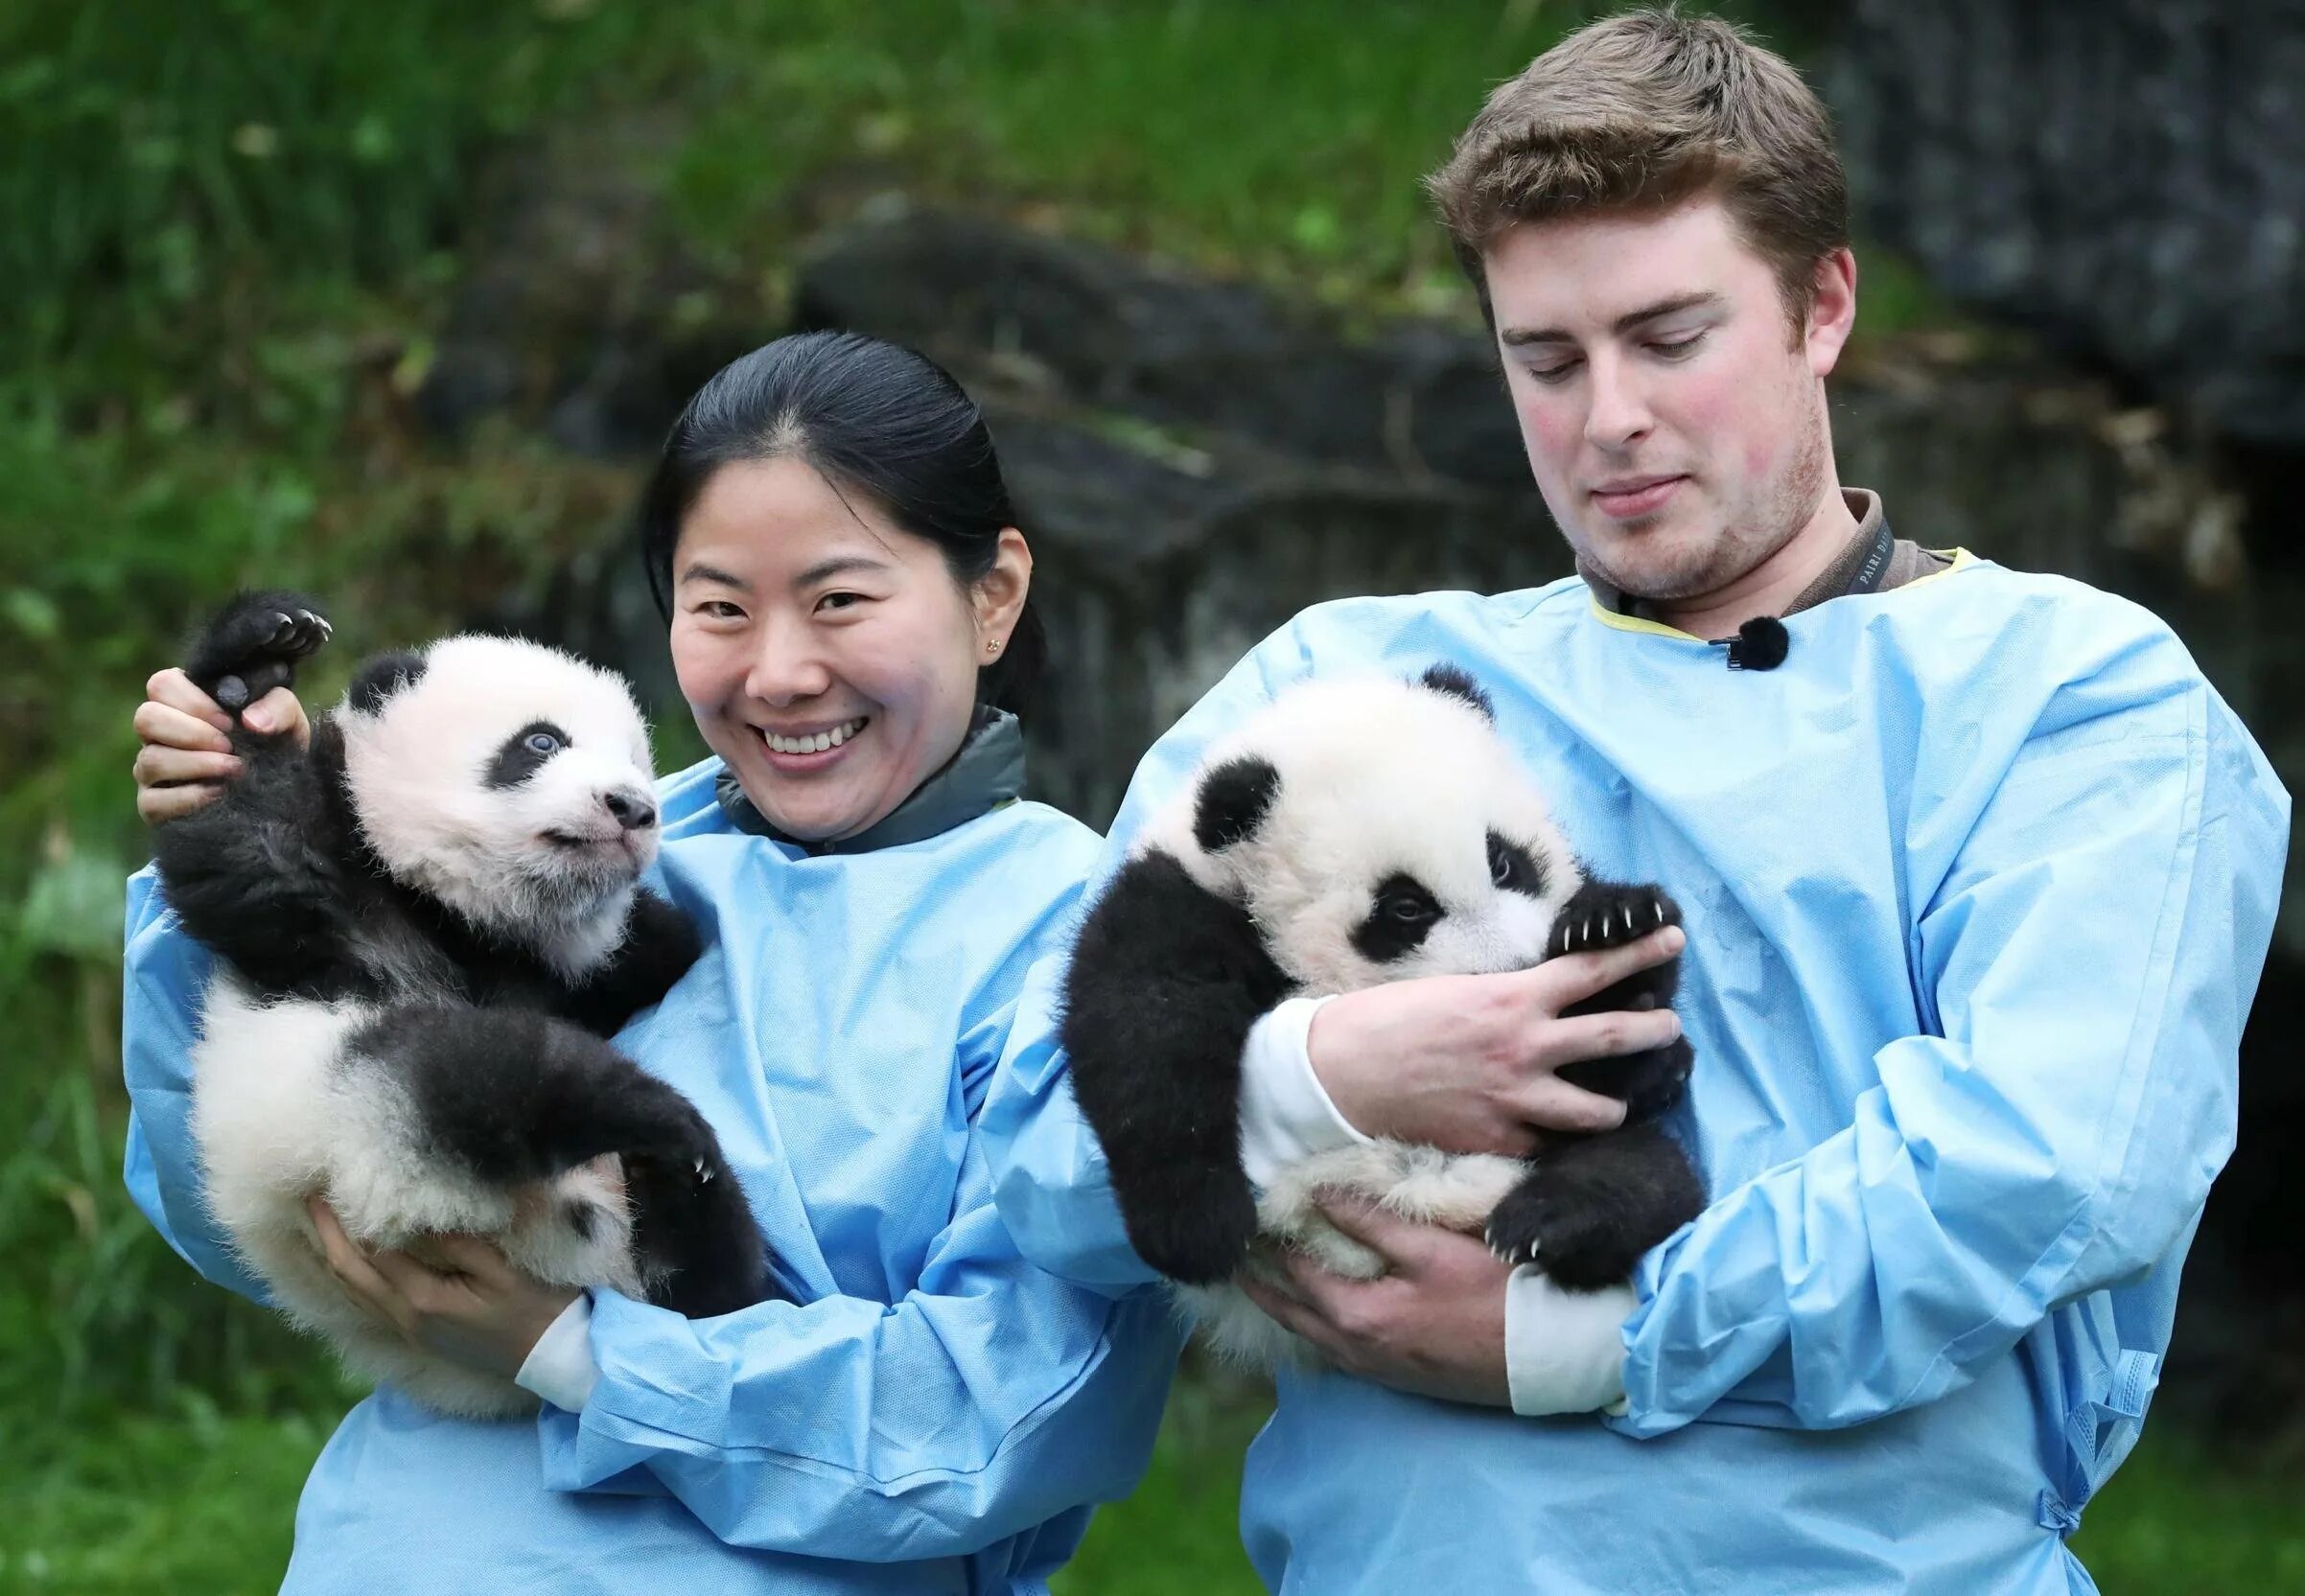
[1382,889,1438,922]
[1486,830,1548,898]
[524,730,564,755]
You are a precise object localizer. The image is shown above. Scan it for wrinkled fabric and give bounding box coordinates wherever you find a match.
[982,557,2289,1596]
[123,757,1179,1593]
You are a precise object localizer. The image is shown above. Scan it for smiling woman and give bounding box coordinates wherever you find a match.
[119,327,1177,1593]
[639,332,1038,847]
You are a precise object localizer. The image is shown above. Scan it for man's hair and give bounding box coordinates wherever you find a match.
[1427,7,1847,330]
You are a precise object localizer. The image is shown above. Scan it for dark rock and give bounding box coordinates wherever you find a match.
[1829,0,2305,451]
[414,114,757,460]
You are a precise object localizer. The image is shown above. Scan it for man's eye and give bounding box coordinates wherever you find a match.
[1651,332,1706,359]
[1529,361,1580,385]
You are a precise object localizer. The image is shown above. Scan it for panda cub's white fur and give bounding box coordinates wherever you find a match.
[1139,676,1584,1371]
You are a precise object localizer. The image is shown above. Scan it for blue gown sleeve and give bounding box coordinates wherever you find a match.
[537,859,1188,1561]
[537,1076,1185,1561]
[120,865,271,1303]
[1614,635,2291,1435]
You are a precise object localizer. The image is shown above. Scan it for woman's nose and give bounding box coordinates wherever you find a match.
[744,625,833,705]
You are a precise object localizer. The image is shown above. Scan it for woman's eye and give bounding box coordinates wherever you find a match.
[696,600,744,621]
[816,591,866,613]
[524,731,562,755]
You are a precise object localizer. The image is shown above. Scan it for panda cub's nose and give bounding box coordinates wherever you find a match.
[603,789,657,831]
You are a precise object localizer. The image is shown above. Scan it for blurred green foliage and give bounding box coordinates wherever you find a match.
[0,3,2288,1592]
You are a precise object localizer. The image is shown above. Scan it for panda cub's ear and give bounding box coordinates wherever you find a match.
[347,650,430,716]
[1416,662,1496,722]
[1192,755,1282,852]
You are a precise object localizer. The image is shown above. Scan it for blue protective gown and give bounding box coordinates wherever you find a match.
[122,756,1180,1594]
[981,555,2290,1596]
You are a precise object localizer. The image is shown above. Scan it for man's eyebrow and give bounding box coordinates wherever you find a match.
[679,561,751,590]
[1499,291,1727,348]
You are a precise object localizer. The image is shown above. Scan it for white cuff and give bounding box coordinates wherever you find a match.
[515,1292,601,1412]
[1237,994,1368,1188]
[1503,1268,1634,1418]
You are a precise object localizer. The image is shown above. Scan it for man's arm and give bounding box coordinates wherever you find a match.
[1615,655,2288,1435]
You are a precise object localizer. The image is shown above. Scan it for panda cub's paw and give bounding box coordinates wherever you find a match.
[1481,1182,1639,1289]
[1547,882,1681,960]
[187,590,334,714]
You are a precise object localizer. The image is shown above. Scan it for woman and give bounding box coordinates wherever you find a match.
[123,331,1180,1592]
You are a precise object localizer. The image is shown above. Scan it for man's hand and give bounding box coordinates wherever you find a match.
[1238,1194,1514,1407]
[1308,924,1685,1153]
[133,667,309,823]
[307,1197,577,1380]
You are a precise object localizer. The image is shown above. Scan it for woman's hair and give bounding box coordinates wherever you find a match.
[639,330,1044,715]
[1426,8,1847,336]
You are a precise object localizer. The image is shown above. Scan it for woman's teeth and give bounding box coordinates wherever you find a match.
[762,718,868,755]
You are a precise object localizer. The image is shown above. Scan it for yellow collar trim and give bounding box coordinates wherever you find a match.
[1584,546,1977,640]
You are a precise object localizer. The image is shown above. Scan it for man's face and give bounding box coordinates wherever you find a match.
[1484,197,1851,604]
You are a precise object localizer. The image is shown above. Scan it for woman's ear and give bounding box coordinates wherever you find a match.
[973,527,1033,649]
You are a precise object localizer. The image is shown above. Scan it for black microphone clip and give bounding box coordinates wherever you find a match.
[1724,615,1790,672]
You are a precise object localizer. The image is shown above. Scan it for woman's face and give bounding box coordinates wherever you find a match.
[668,455,1030,843]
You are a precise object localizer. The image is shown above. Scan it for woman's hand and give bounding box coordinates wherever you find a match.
[307,1197,577,1380]
[133,667,308,823]
[1307,924,1686,1154]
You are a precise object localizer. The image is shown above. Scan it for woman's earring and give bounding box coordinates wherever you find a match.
[986,638,1001,654]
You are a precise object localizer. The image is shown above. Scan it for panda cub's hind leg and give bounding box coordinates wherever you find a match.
[347,999,774,1314]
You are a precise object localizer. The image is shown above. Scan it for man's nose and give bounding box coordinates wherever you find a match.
[1583,353,1654,451]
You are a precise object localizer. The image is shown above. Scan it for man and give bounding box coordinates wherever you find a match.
[982,11,2288,1593]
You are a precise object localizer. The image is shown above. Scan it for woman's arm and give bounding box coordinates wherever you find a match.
[121,866,272,1302]
[533,1148,1183,1561]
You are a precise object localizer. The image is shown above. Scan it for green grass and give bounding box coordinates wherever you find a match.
[0,2,2274,1590]
[10,1376,2292,1595]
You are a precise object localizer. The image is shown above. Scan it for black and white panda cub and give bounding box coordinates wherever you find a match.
[151,591,775,1417]
[1062,664,1705,1371]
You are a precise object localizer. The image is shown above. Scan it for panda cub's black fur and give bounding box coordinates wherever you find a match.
[1061,664,1706,1371]
[151,591,775,1416]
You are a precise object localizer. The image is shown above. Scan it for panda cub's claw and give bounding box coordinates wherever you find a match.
[1547,883,1682,960]
[188,590,335,715]
[1483,1204,1544,1269]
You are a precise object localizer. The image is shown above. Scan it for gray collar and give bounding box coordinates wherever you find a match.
[714,707,1027,855]
[1577,487,1944,629]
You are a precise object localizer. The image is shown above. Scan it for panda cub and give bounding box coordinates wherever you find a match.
[151,591,775,1418]
[1062,664,1705,1371]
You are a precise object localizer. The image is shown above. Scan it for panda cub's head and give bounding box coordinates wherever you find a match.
[337,635,662,972]
[1149,664,1582,993]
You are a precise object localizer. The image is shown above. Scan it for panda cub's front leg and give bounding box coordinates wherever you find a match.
[1481,880,1706,1287]
[184,589,334,713]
